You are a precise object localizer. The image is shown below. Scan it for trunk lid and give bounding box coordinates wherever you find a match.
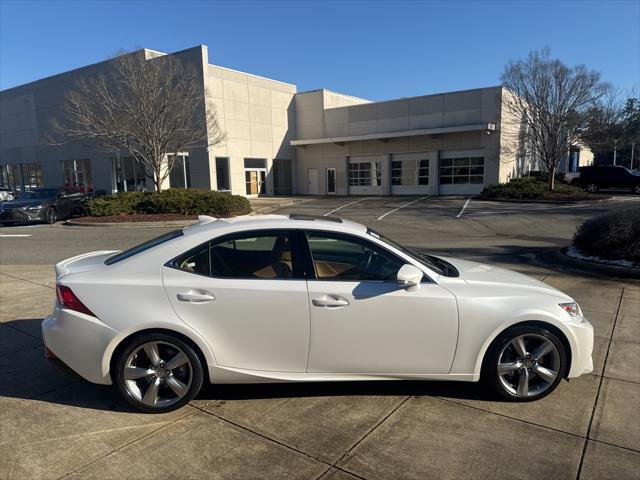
[55,250,119,278]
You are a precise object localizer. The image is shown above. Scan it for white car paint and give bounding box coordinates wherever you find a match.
[42,214,594,391]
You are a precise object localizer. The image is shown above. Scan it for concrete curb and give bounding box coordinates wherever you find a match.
[476,195,612,204]
[554,247,640,279]
[63,219,196,228]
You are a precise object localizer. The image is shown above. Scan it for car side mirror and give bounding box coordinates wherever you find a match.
[397,264,423,292]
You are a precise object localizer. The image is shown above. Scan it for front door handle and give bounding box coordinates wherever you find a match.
[177,290,215,303]
[312,294,349,308]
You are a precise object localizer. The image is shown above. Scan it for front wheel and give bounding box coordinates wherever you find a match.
[483,326,567,401]
[45,207,57,224]
[633,184,640,195]
[584,183,599,193]
[113,333,204,413]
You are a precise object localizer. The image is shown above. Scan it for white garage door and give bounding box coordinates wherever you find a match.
[438,151,485,195]
[347,155,385,195]
[390,152,431,195]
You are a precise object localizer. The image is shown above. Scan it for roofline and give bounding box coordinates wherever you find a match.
[290,123,496,146]
[208,63,297,88]
[296,88,371,103]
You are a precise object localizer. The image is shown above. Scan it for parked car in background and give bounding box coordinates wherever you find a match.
[0,187,85,225]
[0,186,15,202]
[577,165,640,194]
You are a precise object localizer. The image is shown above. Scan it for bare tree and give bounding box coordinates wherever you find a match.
[49,50,225,192]
[501,48,609,190]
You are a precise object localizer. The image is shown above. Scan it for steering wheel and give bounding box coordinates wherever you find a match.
[356,249,374,273]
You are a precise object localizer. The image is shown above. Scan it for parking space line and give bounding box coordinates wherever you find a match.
[0,234,32,237]
[456,197,472,218]
[324,197,371,216]
[377,196,429,220]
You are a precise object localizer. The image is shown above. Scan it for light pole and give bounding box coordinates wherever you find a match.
[632,142,636,171]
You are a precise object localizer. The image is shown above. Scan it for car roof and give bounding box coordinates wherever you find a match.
[182,214,367,237]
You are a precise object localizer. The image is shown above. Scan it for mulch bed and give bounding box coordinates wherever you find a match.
[73,214,198,223]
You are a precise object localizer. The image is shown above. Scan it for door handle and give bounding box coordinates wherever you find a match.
[312,294,349,308]
[177,290,215,303]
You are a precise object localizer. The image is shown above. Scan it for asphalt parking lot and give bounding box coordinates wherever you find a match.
[1,195,639,479]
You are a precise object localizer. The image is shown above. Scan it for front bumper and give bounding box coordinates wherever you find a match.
[0,208,45,223]
[42,306,119,385]
[566,316,594,378]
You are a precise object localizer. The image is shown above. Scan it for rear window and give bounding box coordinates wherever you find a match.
[104,229,184,265]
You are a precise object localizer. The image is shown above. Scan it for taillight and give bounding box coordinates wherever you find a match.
[56,285,96,317]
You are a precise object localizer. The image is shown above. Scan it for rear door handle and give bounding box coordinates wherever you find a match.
[177,290,215,303]
[312,294,349,308]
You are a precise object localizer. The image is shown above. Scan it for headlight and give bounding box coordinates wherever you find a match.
[559,302,582,318]
[26,204,44,211]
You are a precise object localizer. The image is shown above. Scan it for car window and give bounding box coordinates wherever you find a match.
[105,229,184,265]
[174,231,297,279]
[306,232,405,282]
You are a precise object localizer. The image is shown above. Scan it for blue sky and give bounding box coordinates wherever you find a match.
[1,0,638,100]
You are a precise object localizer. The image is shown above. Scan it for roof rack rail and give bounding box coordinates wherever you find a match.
[288,214,343,223]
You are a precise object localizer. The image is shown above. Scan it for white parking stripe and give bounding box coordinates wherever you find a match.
[456,197,471,218]
[0,234,32,237]
[377,196,429,220]
[324,197,371,216]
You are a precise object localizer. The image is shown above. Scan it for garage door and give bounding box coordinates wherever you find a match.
[347,155,385,195]
[438,151,485,195]
[390,152,431,195]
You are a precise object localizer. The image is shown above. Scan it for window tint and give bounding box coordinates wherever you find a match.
[105,229,183,265]
[174,231,296,279]
[306,232,404,281]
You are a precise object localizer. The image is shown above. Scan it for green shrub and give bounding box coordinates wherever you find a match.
[84,189,251,217]
[481,176,591,200]
[574,207,640,262]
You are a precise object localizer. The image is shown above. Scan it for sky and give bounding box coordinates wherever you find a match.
[0,0,638,100]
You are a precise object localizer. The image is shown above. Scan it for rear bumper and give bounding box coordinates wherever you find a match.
[42,306,119,385]
[566,317,594,378]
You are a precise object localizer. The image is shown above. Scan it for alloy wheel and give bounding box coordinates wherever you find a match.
[496,334,560,398]
[585,183,598,193]
[123,341,193,408]
[46,208,57,224]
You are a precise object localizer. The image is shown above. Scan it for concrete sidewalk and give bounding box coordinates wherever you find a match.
[0,263,638,479]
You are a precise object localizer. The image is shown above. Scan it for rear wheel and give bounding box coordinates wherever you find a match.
[584,183,599,193]
[633,184,640,195]
[113,333,204,413]
[483,325,567,401]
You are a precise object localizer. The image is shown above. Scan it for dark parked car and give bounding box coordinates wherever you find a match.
[578,165,640,194]
[0,187,85,225]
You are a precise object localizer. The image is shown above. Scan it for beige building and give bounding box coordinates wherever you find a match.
[0,45,592,197]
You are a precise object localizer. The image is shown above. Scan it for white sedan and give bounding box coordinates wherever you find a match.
[43,214,594,413]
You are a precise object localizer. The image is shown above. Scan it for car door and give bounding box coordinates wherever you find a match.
[303,230,459,375]
[162,229,311,373]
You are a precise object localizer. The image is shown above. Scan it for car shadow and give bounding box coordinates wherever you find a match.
[2,318,503,413]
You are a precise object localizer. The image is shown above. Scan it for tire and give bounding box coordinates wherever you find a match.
[45,207,57,224]
[482,325,567,402]
[633,184,640,195]
[113,332,204,413]
[584,183,599,193]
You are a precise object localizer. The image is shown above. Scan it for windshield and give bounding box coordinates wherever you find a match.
[17,189,58,199]
[105,229,184,265]
[366,228,454,276]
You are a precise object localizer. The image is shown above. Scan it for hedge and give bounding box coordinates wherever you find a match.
[574,207,640,262]
[84,189,252,217]
[480,177,592,200]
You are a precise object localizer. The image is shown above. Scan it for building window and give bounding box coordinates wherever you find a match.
[439,157,484,185]
[391,159,429,186]
[112,156,147,192]
[61,159,93,192]
[21,162,44,189]
[0,164,22,191]
[348,162,382,187]
[244,158,266,169]
[216,157,230,191]
[169,154,191,189]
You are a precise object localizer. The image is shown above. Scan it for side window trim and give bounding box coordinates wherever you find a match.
[167,228,306,280]
[302,229,425,283]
